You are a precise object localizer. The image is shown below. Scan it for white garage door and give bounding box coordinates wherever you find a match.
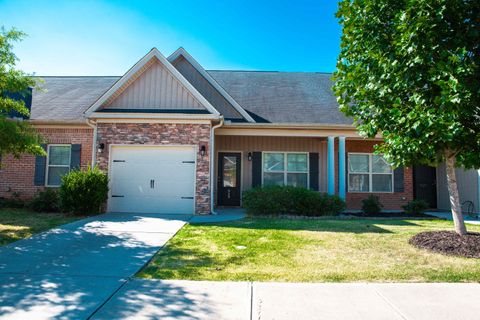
[108,146,196,214]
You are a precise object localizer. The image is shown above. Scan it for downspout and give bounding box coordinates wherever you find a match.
[85,119,97,166]
[210,117,224,215]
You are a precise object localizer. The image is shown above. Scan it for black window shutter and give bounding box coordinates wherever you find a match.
[309,153,319,191]
[70,144,81,170]
[394,167,404,192]
[34,144,47,186]
[252,152,262,188]
[345,153,348,192]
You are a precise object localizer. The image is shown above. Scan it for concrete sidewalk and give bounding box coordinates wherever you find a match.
[92,280,480,320]
[426,211,480,225]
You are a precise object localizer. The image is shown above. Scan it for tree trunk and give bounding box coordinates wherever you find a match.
[444,150,467,235]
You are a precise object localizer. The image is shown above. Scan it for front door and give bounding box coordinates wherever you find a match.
[217,152,241,206]
[413,165,437,208]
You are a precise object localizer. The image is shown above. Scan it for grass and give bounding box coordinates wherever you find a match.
[138,217,480,282]
[0,208,82,246]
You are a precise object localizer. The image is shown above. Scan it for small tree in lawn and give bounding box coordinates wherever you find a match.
[334,0,480,235]
[0,26,44,158]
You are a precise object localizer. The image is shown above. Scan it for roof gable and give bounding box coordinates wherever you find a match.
[85,48,220,116]
[168,48,254,122]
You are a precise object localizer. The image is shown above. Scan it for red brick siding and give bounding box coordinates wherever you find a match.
[95,123,211,215]
[344,140,413,210]
[0,127,93,199]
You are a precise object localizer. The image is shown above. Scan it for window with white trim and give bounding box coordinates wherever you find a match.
[348,153,393,192]
[46,145,71,186]
[263,152,309,188]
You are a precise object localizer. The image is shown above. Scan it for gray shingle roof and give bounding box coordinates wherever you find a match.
[208,71,352,124]
[29,72,352,125]
[31,76,119,121]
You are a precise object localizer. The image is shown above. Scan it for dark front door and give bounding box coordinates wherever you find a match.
[413,165,437,208]
[217,152,241,206]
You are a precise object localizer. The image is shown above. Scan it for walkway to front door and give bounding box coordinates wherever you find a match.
[0,212,189,319]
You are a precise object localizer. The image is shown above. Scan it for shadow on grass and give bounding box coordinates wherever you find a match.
[191,216,421,234]
[0,208,79,246]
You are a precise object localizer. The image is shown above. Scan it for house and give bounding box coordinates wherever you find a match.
[2,47,439,215]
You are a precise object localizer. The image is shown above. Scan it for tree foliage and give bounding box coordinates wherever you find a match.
[0,26,44,157]
[334,0,480,168]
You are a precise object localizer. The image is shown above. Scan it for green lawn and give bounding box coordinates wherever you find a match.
[0,208,82,246]
[138,217,480,282]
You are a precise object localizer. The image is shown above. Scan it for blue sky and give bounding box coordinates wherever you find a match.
[0,0,341,75]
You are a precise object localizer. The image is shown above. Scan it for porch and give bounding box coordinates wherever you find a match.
[212,128,413,211]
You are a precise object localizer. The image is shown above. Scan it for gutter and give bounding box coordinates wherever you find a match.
[222,122,356,130]
[85,119,98,166]
[29,119,88,126]
[210,117,224,215]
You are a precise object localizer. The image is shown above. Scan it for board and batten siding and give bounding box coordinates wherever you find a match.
[103,60,205,110]
[215,136,327,199]
[436,164,480,213]
[171,56,243,119]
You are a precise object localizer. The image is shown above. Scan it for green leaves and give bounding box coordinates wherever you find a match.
[334,0,480,169]
[0,26,44,158]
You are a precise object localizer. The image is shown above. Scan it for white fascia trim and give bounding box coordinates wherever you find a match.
[89,112,220,120]
[84,48,221,117]
[222,122,356,130]
[168,47,255,123]
[29,119,88,126]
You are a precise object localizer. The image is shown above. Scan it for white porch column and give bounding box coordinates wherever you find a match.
[338,136,346,200]
[327,136,335,195]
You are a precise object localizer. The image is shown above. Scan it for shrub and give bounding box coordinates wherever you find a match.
[0,192,26,208]
[60,166,109,215]
[402,199,429,215]
[361,195,383,215]
[242,186,345,216]
[30,188,60,212]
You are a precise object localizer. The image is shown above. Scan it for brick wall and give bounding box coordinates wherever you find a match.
[344,140,413,210]
[0,126,93,199]
[95,123,211,214]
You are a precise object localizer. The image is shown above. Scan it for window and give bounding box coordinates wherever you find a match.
[263,152,308,188]
[223,156,237,187]
[348,153,393,192]
[46,145,71,186]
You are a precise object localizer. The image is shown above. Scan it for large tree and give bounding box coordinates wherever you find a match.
[334,0,480,235]
[0,26,44,158]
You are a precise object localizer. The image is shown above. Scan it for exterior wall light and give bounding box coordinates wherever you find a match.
[200,145,206,156]
[98,143,105,153]
[248,152,253,161]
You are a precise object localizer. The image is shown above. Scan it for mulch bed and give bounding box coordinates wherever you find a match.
[409,231,480,258]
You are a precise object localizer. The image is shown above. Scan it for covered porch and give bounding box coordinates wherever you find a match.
[212,125,354,208]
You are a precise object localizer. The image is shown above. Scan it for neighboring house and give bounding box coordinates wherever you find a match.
[2,47,472,215]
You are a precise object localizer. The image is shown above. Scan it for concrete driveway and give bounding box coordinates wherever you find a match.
[0,212,188,319]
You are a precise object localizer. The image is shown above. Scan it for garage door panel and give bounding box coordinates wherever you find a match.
[111,197,193,214]
[109,146,196,214]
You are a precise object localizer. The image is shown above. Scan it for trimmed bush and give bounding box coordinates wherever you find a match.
[0,192,26,208]
[60,166,108,215]
[361,195,383,215]
[242,186,345,216]
[402,199,429,215]
[31,188,60,212]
